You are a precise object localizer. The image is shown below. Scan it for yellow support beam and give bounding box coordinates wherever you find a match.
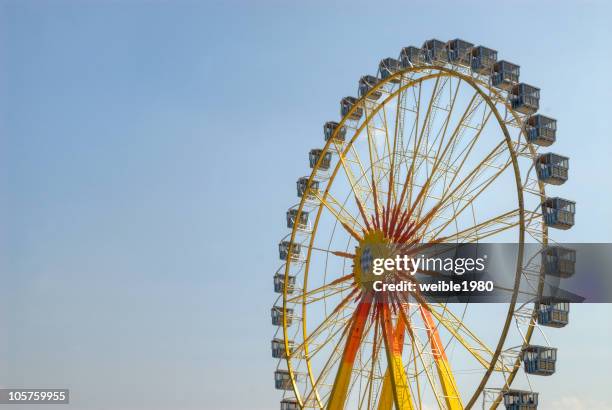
[380,305,414,410]
[419,306,463,410]
[377,316,407,410]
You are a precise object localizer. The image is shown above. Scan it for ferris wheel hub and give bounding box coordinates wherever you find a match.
[354,230,413,292]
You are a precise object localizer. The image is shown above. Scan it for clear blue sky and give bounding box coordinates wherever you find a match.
[1,1,611,409]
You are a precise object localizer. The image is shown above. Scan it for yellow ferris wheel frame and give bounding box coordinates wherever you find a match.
[281,65,549,410]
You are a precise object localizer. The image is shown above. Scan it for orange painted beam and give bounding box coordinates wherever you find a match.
[328,296,372,410]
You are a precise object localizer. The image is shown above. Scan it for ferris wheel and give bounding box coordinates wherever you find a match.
[271,38,576,410]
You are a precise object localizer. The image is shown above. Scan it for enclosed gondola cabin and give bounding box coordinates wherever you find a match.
[340,96,363,121]
[274,272,296,294]
[526,115,556,146]
[358,75,382,100]
[279,240,301,261]
[297,177,320,198]
[286,209,309,230]
[271,306,293,326]
[324,121,346,143]
[447,38,474,67]
[309,149,332,170]
[536,153,568,185]
[378,58,401,83]
[537,297,569,328]
[523,345,557,376]
[400,46,426,68]
[423,39,448,64]
[492,60,520,90]
[542,197,575,230]
[280,399,299,410]
[542,246,576,278]
[274,370,292,390]
[503,390,539,410]
[271,338,294,359]
[511,83,540,114]
[471,45,498,74]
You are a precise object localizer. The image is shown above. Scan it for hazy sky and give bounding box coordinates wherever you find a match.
[1,1,611,409]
